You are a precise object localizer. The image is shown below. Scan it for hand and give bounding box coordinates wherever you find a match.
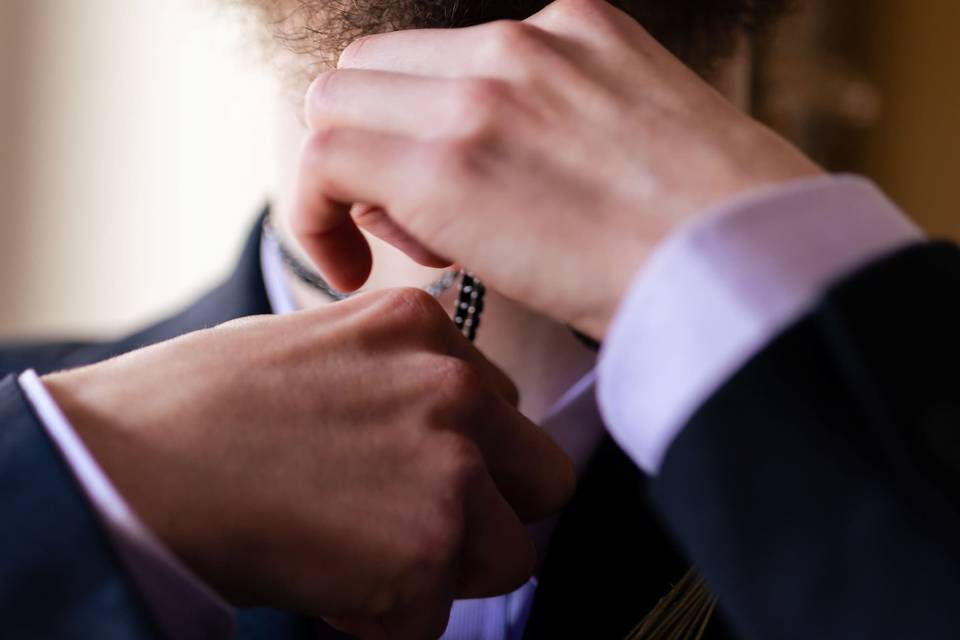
[290,0,822,339]
[43,288,574,639]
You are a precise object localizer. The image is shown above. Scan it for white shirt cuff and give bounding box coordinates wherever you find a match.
[18,369,234,640]
[597,175,924,474]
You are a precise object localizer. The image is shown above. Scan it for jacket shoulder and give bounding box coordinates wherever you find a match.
[0,340,105,378]
[0,375,161,638]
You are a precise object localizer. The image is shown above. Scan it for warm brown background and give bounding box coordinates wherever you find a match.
[861,2,960,238]
[1,1,959,338]
[758,1,960,236]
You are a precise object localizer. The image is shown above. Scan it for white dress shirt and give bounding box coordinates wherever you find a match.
[16,174,923,638]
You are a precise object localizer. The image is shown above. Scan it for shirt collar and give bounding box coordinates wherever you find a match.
[260,230,298,316]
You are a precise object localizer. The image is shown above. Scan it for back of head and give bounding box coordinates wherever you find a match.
[244,0,792,76]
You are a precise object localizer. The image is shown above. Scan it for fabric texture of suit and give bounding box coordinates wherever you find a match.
[0,376,162,639]
[7,216,955,638]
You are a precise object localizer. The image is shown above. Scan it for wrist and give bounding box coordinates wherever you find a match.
[42,367,148,512]
[41,365,193,568]
[586,164,827,340]
[42,352,286,608]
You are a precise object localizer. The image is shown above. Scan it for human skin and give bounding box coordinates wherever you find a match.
[44,289,574,638]
[264,1,759,422]
[288,0,823,339]
[35,2,818,637]
[271,108,599,424]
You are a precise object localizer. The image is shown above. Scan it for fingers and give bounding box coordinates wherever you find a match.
[338,20,559,80]
[333,0,648,83]
[438,325,520,409]
[292,128,428,291]
[416,302,572,521]
[299,71,486,281]
[472,394,575,522]
[306,69,459,137]
[339,26,492,76]
[326,470,534,637]
[395,293,572,521]
[457,468,536,599]
[352,205,451,269]
[291,136,369,292]
[525,0,631,41]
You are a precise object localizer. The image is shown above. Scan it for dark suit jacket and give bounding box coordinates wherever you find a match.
[3,217,957,638]
[651,241,960,640]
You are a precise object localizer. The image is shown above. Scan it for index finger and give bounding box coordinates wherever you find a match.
[291,134,371,292]
[292,127,432,292]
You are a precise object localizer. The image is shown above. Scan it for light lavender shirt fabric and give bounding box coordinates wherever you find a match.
[16,174,923,638]
[597,175,922,474]
[17,370,235,640]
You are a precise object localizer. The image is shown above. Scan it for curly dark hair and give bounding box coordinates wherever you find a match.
[245,0,792,74]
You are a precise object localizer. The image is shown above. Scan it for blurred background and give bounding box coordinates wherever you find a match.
[0,0,275,338]
[1,0,959,339]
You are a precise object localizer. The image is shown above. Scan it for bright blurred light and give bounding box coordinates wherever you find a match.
[0,0,276,338]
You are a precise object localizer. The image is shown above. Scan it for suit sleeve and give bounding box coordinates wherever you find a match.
[650,244,960,639]
[0,373,162,639]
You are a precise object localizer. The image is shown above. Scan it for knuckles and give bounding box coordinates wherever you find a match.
[338,35,374,69]
[428,357,488,413]
[440,435,487,487]
[374,287,450,330]
[450,77,513,139]
[403,510,462,576]
[304,70,340,124]
[292,128,343,220]
[393,444,473,583]
[536,0,633,48]
[299,127,339,172]
[421,137,487,188]
[483,20,548,64]
[543,0,618,23]
[431,432,487,506]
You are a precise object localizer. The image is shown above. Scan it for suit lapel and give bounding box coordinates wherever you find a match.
[54,210,274,372]
[523,438,691,639]
[524,436,741,639]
